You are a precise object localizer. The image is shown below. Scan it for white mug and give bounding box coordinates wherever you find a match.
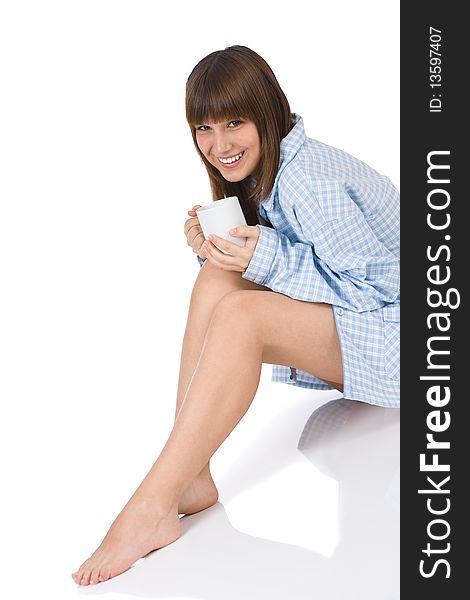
[196,196,247,254]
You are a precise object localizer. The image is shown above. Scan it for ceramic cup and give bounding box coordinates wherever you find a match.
[196,196,247,254]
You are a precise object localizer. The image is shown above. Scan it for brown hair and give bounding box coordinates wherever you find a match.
[185,45,293,225]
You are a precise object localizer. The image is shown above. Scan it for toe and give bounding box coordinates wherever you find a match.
[90,566,101,585]
[98,566,111,582]
[75,563,87,584]
[73,571,83,584]
[80,568,91,586]
[74,569,83,585]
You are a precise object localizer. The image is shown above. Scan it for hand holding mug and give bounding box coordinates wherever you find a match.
[184,204,207,259]
[201,226,260,273]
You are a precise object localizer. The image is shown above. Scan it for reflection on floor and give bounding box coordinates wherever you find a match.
[76,392,399,600]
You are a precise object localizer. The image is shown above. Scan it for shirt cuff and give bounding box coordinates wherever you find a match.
[242,225,278,286]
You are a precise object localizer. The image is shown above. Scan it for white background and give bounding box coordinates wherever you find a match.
[0,1,399,598]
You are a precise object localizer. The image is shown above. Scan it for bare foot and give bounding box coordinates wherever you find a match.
[72,497,180,586]
[178,468,219,515]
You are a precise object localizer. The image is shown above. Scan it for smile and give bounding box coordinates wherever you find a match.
[217,150,245,167]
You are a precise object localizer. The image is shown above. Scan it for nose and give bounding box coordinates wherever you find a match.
[213,130,231,155]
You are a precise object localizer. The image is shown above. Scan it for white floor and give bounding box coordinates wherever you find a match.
[3,366,399,600]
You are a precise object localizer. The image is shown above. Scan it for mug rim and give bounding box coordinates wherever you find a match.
[196,196,238,213]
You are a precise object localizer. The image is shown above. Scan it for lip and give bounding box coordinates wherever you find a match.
[217,151,245,169]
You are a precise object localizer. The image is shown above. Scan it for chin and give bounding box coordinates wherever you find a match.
[221,168,249,182]
[222,174,244,182]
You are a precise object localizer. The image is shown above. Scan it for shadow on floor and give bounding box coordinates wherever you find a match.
[77,398,399,600]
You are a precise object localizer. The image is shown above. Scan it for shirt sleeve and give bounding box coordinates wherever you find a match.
[242,191,399,312]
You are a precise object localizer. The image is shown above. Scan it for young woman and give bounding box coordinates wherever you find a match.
[72,45,399,586]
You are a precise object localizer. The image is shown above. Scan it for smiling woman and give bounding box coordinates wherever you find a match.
[194,119,261,183]
[186,45,293,225]
[72,44,399,587]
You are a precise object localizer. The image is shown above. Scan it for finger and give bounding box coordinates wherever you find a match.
[204,240,243,266]
[184,217,200,236]
[186,232,204,252]
[197,244,207,258]
[184,216,197,229]
[204,246,240,271]
[229,226,257,237]
[189,230,204,249]
[186,222,202,238]
[207,234,242,256]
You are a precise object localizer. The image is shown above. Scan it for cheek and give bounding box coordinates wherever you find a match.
[248,134,261,156]
[195,137,208,157]
[249,139,261,162]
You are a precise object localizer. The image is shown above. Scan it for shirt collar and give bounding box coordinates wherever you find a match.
[260,114,305,211]
[279,113,306,164]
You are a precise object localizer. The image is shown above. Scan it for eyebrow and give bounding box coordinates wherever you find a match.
[195,117,243,126]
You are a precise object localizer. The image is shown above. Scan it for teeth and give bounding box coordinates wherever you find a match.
[219,151,243,164]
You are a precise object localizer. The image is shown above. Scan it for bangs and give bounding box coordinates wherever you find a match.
[186,60,254,127]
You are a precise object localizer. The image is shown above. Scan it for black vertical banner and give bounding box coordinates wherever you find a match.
[401,2,466,597]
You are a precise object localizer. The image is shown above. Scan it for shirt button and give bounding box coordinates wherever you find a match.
[336,308,343,316]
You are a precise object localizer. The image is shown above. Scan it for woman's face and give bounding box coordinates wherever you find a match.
[194,118,261,182]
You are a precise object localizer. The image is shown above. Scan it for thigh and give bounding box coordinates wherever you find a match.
[217,290,344,389]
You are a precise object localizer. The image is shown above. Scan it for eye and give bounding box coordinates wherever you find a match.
[228,119,243,128]
[195,125,210,132]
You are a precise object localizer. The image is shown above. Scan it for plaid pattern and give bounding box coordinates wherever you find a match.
[198,114,400,408]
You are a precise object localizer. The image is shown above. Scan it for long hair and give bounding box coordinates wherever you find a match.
[185,45,293,225]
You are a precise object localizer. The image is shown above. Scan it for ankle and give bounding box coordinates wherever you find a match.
[198,464,213,480]
[131,489,179,516]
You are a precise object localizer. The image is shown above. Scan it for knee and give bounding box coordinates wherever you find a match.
[209,290,258,330]
[191,262,244,304]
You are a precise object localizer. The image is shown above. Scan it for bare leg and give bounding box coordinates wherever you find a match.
[71,290,264,586]
[72,288,343,586]
[175,261,270,515]
[72,264,269,583]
